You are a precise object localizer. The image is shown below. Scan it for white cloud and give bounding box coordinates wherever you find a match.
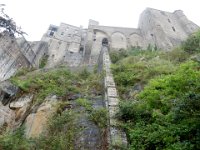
[1,0,200,41]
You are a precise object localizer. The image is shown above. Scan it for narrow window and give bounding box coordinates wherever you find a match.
[172,27,176,32]
[168,19,171,23]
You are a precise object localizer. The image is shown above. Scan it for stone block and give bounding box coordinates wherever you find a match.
[105,76,115,87]
[108,97,119,106]
[110,118,118,126]
[107,87,117,97]
[108,106,118,118]
[110,127,127,147]
[10,94,33,109]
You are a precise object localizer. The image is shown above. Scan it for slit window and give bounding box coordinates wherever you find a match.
[172,27,176,32]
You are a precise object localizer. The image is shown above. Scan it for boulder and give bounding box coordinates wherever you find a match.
[10,94,33,109]
[0,81,18,105]
[25,95,57,138]
[0,103,15,128]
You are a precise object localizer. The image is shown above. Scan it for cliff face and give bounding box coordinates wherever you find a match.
[0,32,48,82]
[0,32,31,82]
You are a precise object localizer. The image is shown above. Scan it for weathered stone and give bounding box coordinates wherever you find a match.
[108,106,118,118]
[0,81,19,105]
[0,103,15,128]
[0,32,34,82]
[0,81,18,96]
[108,97,119,106]
[110,127,127,147]
[10,94,33,109]
[105,76,115,87]
[107,87,117,97]
[25,96,57,138]
[15,103,29,122]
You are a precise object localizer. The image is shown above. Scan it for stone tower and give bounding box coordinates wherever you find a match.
[138,8,199,50]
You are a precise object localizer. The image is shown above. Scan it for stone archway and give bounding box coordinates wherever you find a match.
[129,33,144,48]
[111,32,127,50]
[90,30,109,56]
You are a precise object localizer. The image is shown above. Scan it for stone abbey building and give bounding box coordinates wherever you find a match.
[41,8,199,66]
[0,8,199,81]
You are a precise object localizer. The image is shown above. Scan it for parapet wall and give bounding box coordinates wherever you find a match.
[99,46,127,148]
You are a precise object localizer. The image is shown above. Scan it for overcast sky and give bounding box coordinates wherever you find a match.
[1,0,200,41]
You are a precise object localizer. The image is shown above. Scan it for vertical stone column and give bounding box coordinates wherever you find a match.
[101,46,127,148]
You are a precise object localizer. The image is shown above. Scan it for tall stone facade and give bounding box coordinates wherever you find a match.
[41,23,87,67]
[138,8,199,50]
[41,8,199,66]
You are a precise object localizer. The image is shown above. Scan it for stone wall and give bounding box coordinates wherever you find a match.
[40,8,199,67]
[86,8,199,64]
[0,32,31,81]
[98,46,127,148]
[17,38,48,67]
[138,8,199,50]
[41,23,85,68]
[16,37,37,66]
[29,41,49,68]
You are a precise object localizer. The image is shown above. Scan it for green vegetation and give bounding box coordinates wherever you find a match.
[10,67,103,104]
[39,55,48,68]
[0,127,32,150]
[76,98,93,111]
[2,29,200,150]
[76,98,108,128]
[112,30,200,149]
[89,108,108,128]
[36,110,78,150]
[182,30,200,54]
[0,108,79,150]
[11,68,76,104]
[0,66,107,149]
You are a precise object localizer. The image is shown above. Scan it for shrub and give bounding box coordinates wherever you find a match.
[35,110,78,150]
[89,108,108,128]
[120,61,200,149]
[182,30,200,54]
[76,98,92,111]
[0,127,32,150]
[39,55,49,68]
[78,68,91,79]
[109,50,128,63]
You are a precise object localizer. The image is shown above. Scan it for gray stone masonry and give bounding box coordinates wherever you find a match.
[101,46,127,148]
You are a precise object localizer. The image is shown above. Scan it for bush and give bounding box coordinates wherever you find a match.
[182,30,200,54]
[110,50,128,63]
[34,110,78,150]
[78,68,91,79]
[0,127,32,150]
[39,55,49,68]
[119,61,200,149]
[89,108,108,128]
